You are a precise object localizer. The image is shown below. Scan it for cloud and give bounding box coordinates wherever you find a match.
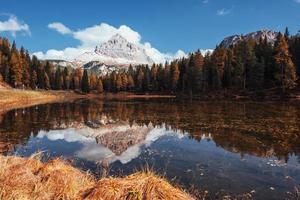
[0,14,30,37]
[217,8,231,16]
[35,22,187,63]
[295,0,300,3]
[202,0,209,4]
[48,22,72,35]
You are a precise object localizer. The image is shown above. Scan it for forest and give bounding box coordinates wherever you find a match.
[0,28,300,95]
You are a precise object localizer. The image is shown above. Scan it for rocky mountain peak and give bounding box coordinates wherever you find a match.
[220,29,279,48]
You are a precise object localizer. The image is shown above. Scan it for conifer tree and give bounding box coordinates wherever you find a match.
[127,74,135,91]
[150,64,158,91]
[170,61,180,92]
[116,74,122,91]
[96,78,103,93]
[30,70,37,89]
[193,50,204,92]
[10,47,22,87]
[137,68,144,91]
[143,67,150,91]
[274,33,297,91]
[81,69,90,93]
[63,67,70,90]
[44,72,50,90]
[55,68,62,90]
[89,74,97,90]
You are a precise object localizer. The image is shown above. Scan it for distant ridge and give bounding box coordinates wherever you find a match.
[220,30,278,48]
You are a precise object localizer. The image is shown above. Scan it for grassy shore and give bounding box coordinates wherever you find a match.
[0,155,193,200]
[0,89,86,114]
[0,89,176,114]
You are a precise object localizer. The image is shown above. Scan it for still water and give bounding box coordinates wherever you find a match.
[0,99,299,199]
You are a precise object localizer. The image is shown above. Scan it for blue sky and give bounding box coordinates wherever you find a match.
[1,0,300,61]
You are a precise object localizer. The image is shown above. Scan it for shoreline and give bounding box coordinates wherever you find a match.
[0,89,176,114]
[1,88,300,115]
[0,89,86,114]
[0,155,194,200]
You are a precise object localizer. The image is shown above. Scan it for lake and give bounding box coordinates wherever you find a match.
[0,99,299,199]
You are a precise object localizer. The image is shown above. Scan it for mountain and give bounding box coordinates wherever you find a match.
[220,30,278,48]
[82,61,118,76]
[74,34,154,66]
[45,60,79,69]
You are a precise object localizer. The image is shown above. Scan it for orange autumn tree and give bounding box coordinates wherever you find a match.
[274,33,297,91]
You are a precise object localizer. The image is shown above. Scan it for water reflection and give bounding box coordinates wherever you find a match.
[0,99,300,199]
[36,125,183,164]
[1,99,299,162]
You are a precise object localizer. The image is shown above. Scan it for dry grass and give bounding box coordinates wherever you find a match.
[0,89,83,114]
[0,155,194,200]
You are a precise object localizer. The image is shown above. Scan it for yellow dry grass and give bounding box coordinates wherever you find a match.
[0,155,194,200]
[0,89,83,114]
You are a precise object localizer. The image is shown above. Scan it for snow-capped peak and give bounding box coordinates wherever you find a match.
[74,34,154,66]
[220,29,279,48]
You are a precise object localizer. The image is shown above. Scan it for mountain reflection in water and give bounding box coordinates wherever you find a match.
[0,99,299,199]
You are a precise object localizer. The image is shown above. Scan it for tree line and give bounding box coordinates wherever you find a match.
[1,28,300,94]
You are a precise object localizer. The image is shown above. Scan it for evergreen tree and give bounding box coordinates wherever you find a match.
[44,72,50,90]
[116,74,122,91]
[10,48,22,87]
[63,67,70,90]
[81,69,90,93]
[127,74,135,91]
[30,70,37,89]
[274,33,297,91]
[89,74,97,90]
[143,67,150,91]
[223,49,233,88]
[96,78,104,93]
[54,68,62,90]
[170,61,180,92]
[150,64,158,91]
[137,68,144,91]
[193,50,204,92]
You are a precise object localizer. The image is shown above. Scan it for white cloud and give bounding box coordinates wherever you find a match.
[35,22,188,63]
[217,8,230,16]
[295,0,300,3]
[48,22,72,35]
[202,0,209,4]
[0,14,30,37]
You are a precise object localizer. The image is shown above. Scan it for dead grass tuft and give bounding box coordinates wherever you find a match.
[0,155,193,200]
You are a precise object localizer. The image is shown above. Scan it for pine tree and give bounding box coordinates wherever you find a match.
[44,72,50,90]
[63,67,70,90]
[127,74,135,91]
[143,67,150,91]
[110,71,117,92]
[96,78,104,93]
[223,49,233,88]
[30,70,37,89]
[170,61,180,92]
[10,48,23,87]
[20,47,30,88]
[274,33,297,91]
[137,68,144,91]
[54,68,62,90]
[193,50,204,92]
[289,35,300,77]
[81,69,90,93]
[89,74,97,90]
[150,64,158,91]
[186,54,195,93]
[232,56,244,89]
[284,27,290,40]
[121,73,128,90]
[116,74,122,91]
